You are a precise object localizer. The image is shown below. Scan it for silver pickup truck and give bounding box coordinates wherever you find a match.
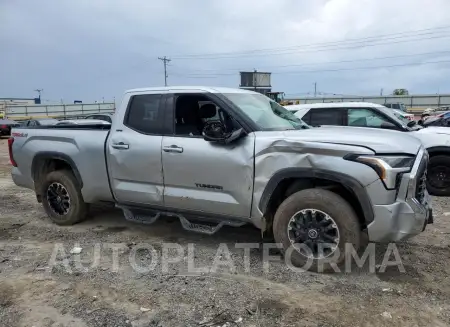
[9,86,433,271]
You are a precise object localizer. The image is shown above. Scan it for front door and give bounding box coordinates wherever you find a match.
[161,93,255,218]
[106,92,166,206]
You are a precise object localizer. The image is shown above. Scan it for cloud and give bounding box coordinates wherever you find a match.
[1,0,450,102]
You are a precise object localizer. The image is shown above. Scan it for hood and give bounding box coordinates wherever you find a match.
[275,126,422,154]
[416,126,450,135]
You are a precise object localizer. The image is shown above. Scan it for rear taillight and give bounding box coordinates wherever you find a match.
[8,137,17,167]
[0,125,7,129]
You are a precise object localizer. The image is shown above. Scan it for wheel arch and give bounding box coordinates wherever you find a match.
[426,146,450,157]
[258,168,374,228]
[31,152,83,197]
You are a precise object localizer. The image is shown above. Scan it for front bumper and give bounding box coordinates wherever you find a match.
[368,195,432,242]
[367,147,432,242]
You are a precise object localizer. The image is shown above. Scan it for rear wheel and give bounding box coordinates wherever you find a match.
[273,189,361,273]
[40,170,88,225]
[427,155,450,196]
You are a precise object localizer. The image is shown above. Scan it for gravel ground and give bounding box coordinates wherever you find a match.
[1,137,450,327]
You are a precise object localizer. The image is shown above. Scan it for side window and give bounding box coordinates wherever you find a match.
[302,111,311,124]
[310,108,343,126]
[347,108,393,128]
[124,94,163,134]
[174,94,240,137]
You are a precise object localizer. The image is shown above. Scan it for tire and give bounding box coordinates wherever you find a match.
[40,169,88,225]
[426,155,450,196]
[273,188,361,273]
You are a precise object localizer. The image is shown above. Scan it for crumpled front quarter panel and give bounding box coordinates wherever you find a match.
[251,131,379,225]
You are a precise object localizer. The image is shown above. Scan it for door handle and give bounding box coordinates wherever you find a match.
[163,145,183,153]
[111,142,129,150]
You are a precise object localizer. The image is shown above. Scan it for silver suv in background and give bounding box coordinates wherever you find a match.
[286,101,450,196]
[9,87,432,272]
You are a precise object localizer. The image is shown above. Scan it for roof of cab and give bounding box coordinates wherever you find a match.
[285,102,385,110]
[125,86,259,95]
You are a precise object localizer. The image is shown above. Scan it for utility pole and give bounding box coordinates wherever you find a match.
[158,56,171,86]
[34,89,43,103]
[314,82,317,97]
[253,69,257,92]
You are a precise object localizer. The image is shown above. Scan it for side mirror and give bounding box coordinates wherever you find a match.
[407,120,416,128]
[417,120,423,126]
[203,122,227,144]
[202,122,245,145]
[380,121,398,130]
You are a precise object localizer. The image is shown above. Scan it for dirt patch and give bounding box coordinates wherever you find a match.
[0,282,15,308]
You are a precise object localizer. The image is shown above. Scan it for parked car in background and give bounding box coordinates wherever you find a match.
[19,118,59,127]
[384,102,409,112]
[392,109,415,122]
[419,111,450,128]
[9,86,432,272]
[56,119,111,125]
[83,113,114,123]
[286,102,450,196]
[0,119,20,136]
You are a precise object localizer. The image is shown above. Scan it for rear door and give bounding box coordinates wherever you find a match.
[106,92,167,206]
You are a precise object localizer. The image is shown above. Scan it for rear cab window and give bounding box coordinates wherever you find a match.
[124,94,165,134]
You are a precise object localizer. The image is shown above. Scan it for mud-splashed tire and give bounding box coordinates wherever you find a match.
[40,169,88,226]
[273,188,361,273]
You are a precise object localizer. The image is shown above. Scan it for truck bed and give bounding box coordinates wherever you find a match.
[10,125,114,203]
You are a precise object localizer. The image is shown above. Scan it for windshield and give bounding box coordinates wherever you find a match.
[377,105,414,130]
[223,93,310,130]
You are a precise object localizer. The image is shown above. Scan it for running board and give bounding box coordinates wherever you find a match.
[118,206,246,235]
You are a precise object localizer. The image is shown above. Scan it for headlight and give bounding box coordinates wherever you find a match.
[345,154,415,189]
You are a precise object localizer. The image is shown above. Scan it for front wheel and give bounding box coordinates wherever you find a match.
[273,189,361,273]
[427,155,450,196]
[40,169,88,225]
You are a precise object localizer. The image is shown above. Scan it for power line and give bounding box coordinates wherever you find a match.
[171,49,450,73]
[158,56,171,86]
[172,58,450,78]
[171,26,450,59]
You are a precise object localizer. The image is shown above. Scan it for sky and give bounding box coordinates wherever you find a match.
[1,0,450,104]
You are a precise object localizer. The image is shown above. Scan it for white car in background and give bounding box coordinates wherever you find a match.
[285,101,450,196]
[392,109,415,122]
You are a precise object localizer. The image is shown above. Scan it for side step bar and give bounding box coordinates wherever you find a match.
[118,206,246,235]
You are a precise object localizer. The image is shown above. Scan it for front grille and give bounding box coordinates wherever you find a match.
[415,154,428,204]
